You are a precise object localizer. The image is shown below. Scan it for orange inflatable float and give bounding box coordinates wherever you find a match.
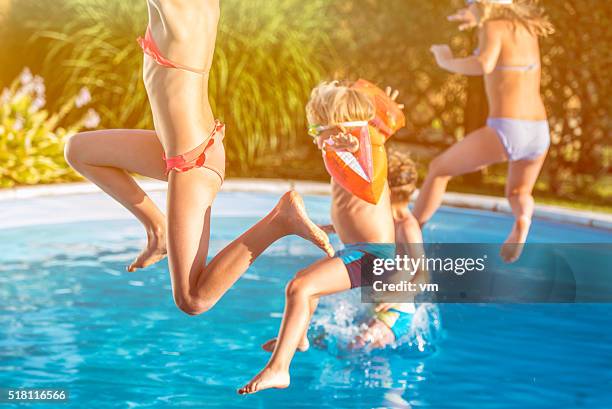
[312,79,406,204]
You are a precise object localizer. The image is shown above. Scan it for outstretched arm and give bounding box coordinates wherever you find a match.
[395,215,429,291]
[430,22,502,76]
[447,6,478,32]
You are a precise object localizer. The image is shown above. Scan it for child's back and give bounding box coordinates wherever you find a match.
[482,20,546,120]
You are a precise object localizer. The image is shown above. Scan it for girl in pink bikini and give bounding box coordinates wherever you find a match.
[64,0,333,316]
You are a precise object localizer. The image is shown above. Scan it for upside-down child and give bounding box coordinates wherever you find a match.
[351,147,429,349]
[238,80,406,394]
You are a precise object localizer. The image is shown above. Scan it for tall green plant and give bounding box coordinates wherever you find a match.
[29,0,149,128]
[214,0,337,171]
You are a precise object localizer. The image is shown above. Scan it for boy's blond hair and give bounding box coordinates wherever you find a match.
[306,81,375,126]
[474,0,554,37]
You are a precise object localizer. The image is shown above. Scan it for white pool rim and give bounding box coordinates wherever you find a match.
[0,179,610,231]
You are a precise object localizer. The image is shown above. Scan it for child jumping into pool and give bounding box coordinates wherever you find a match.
[64,0,333,317]
[238,80,406,394]
[413,0,554,262]
[261,147,428,353]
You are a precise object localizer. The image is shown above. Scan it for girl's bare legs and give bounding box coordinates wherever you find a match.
[500,153,547,262]
[65,130,333,314]
[412,126,508,225]
[64,130,168,271]
[239,257,351,395]
[165,172,334,315]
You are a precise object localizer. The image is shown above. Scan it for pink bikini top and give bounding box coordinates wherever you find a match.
[137,27,208,75]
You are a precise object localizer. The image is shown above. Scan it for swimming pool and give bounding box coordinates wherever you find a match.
[1,191,611,408]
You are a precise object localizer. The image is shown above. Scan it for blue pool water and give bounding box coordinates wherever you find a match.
[0,192,611,408]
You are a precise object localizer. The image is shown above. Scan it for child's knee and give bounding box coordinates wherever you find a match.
[63,133,86,168]
[285,276,309,299]
[506,187,533,201]
[428,156,452,179]
[173,292,215,316]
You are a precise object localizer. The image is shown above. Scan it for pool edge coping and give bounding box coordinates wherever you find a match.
[0,179,610,231]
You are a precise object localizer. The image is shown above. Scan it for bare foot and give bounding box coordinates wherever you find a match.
[262,337,309,353]
[237,366,290,395]
[500,216,531,264]
[276,191,334,257]
[127,227,167,272]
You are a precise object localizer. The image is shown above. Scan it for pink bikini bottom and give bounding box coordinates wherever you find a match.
[163,120,226,182]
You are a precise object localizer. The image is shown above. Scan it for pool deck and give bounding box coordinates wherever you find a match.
[0,179,610,230]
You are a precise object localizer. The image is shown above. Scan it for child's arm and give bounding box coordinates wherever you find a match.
[396,213,429,289]
[430,22,502,76]
[373,212,428,312]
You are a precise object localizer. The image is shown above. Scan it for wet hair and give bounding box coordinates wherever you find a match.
[306,81,375,126]
[387,145,418,203]
[473,0,554,37]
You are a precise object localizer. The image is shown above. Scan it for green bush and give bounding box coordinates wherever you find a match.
[0,68,97,187]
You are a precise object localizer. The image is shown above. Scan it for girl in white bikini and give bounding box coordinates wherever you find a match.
[414,0,554,262]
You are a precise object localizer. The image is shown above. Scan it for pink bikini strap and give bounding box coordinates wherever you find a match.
[137,27,209,75]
